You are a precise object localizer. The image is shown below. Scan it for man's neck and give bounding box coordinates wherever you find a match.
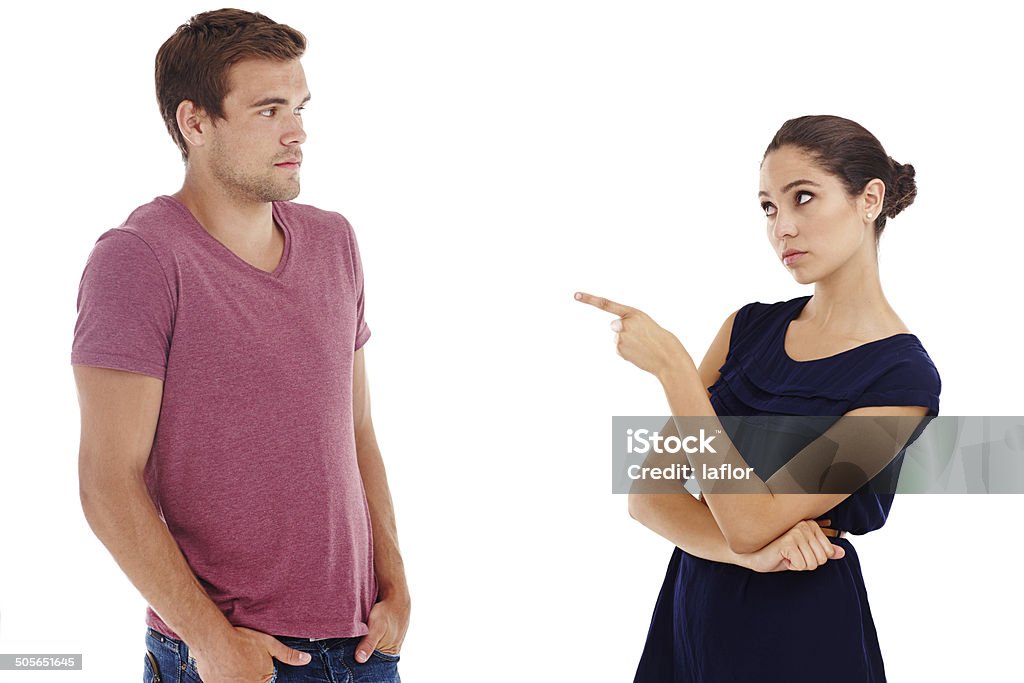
[173,174,277,250]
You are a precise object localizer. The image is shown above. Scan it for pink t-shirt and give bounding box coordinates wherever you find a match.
[72,195,375,639]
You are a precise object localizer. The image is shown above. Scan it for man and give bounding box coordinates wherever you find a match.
[71,9,408,682]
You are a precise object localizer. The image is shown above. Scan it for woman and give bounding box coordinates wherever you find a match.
[576,115,941,682]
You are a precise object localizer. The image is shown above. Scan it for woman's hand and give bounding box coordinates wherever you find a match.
[743,519,846,573]
[574,292,691,380]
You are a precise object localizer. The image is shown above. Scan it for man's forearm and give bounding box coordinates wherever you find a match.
[628,491,754,568]
[355,437,408,599]
[80,470,236,655]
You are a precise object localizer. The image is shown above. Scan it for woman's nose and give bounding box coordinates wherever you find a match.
[772,210,798,240]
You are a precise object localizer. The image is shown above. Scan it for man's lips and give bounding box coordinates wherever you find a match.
[275,159,301,168]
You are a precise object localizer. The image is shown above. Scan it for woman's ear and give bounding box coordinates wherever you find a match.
[862,178,885,221]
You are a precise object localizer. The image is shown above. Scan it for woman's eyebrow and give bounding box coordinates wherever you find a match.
[759,179,821,198]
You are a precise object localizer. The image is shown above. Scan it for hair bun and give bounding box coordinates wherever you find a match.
[885,159,917,219]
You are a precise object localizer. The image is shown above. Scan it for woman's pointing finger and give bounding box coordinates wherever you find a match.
[574,291,636,317]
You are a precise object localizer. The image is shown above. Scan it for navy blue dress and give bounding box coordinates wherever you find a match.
[633,296,942,683]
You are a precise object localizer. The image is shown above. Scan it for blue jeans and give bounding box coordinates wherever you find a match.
[144,627,401,682]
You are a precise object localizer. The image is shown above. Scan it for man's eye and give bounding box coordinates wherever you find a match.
[761,202,777,217]
[260,108,276,117]
[796,191,813,205]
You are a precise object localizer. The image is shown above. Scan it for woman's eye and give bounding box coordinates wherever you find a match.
[761,202,777,217]
[796,191,813,205]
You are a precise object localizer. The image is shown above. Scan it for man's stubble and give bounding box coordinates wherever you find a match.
[207,137,301,204]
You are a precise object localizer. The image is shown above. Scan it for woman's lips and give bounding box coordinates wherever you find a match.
[783,251,805,266]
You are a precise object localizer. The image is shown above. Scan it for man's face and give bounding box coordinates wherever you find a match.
[202,58,309,203]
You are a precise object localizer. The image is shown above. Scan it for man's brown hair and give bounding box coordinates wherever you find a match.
[155,8,306,161]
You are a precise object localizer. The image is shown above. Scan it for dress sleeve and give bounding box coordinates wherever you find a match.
[723,302,756,365]
[71,230,176,381]
[847,347,942,416]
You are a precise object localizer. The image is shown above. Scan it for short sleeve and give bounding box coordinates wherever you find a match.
[723,302,757,364]
[71,230,176,381]
[342,218,371,350]
[847,347,942,416]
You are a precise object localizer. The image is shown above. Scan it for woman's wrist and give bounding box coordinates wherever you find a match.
[656,351,697,387]
[732,549,755,571]
[659,352,700,395]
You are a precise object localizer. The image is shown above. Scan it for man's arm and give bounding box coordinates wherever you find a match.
[74,365,309,682]
[352,348,411,663]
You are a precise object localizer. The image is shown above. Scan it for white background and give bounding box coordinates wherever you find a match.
[1,1,1021,681]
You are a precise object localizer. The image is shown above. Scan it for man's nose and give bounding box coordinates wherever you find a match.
[283,115,306,146]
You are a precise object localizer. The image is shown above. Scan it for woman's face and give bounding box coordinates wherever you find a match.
[759,145,878,286]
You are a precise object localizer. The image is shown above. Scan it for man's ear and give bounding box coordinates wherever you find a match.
[176,100,211,153]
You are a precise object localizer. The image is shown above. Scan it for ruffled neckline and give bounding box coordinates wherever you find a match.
[778,296,921,365]
[711,296,930,413]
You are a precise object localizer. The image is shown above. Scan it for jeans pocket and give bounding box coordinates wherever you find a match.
[371,649,401,662]
[186,652,209,683]
[143,649,162,683]
[179,653,276,683]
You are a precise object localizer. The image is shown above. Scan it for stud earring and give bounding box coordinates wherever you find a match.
[866,213,873,219]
